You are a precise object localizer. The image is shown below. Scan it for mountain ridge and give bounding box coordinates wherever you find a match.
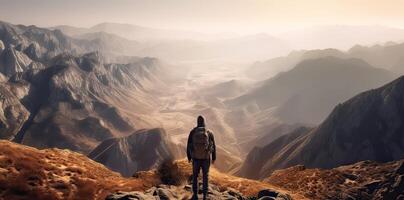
[239,75,404,179]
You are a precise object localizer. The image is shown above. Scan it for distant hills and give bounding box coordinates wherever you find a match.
[53,22,291,62]
[54,22,224,41]
[231,56,395,125]
[248,41,404,80]
[277,25,404,50]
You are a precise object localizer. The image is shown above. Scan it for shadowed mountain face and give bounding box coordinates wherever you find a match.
[230,57,395,125]
[236,127,311,179]
[88,128,183,177]
[239,76,404,179]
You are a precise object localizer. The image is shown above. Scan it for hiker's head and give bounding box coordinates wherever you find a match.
[197,115,205,127]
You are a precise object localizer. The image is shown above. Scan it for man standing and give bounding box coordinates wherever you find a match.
[187,115,216,200]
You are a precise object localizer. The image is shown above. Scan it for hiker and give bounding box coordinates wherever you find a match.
[187,115,216,200]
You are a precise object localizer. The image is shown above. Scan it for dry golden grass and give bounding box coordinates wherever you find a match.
[0,140,160,200]
[265,161,403,199]
[0,140,307,200]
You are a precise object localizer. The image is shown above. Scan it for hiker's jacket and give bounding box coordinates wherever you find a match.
[187,127,216,161]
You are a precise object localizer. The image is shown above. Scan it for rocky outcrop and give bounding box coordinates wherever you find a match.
[240,76,404,179]
[266,160,404,200]
[106,184,292,200]
[88,128,183,177]
[0,46,33,77]
[0,83,30,140]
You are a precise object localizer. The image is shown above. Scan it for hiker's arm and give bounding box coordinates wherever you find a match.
[210,132,216,162]
[186,130,193,162]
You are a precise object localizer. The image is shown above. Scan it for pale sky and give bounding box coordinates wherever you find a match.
[1,0,404,33]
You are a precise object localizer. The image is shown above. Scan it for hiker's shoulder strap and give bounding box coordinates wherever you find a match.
[207,130,215,142]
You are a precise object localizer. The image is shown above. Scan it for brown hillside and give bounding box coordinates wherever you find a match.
[265,160,404,199]
[0,140,305,200]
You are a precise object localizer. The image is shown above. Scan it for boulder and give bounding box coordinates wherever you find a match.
[105,191,155,200]
[258,189,279,198]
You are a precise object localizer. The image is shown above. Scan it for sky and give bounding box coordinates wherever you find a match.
[1,0,404,34]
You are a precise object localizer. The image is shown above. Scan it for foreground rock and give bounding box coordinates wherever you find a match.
[106,184,292,200]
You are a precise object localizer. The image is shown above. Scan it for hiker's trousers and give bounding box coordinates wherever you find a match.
[192,158,210,197]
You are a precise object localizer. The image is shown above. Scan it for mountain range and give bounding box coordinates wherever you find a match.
[1,19,404,200]
[53,23,291,62]
[0,21,172,154]
[248,41,404,81]
[239,75,404,179]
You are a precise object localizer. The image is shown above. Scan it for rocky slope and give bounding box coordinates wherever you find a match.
[0,81,30,140]
[10,52,166,153]
[88,128,183,177]
[266,160,404,200]
[240,75,404,179]
[0,140,301,200]
[0,21,170,154]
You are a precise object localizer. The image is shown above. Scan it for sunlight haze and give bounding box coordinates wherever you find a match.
[1,0,404,33]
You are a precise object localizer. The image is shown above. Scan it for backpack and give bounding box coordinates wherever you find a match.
[192,127,211,159]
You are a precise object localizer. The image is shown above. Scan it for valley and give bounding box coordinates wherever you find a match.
[1,17,404,199]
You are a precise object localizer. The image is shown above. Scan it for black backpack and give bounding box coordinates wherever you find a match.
[192,127,211,159]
